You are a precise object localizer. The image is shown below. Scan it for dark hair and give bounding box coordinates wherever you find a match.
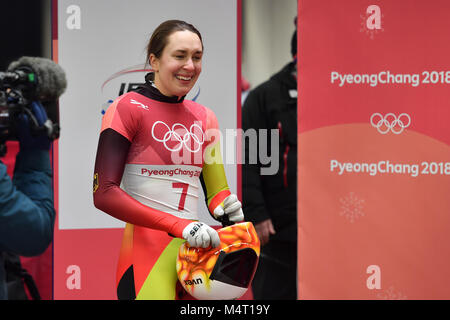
[145,19,203,68]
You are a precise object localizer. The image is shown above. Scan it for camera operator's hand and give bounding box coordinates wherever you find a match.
[17,101,51,151]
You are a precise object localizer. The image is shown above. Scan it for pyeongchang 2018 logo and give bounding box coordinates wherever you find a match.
[360,5,384,39]
[100,64,201,115]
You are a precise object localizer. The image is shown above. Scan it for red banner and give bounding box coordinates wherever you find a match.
[298,0,450,299]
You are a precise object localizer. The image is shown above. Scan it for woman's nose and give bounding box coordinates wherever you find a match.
[184,58,195,71]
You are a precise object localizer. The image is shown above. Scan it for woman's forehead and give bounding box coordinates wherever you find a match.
[165,30,203,52]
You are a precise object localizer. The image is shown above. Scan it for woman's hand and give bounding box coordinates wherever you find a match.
[182,222,220,248]
[213,194,244,223]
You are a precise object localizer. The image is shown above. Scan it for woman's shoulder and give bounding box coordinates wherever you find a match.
[183,98,205,108]
[114,91,147,105]
[108,91,156,113]
[184,100,221,131]
[183,99,217,116]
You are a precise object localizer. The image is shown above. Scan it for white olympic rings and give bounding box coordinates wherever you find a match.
[151,121,205,153]
[370,113,411,134]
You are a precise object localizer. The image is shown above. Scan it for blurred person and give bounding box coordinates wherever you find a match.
[241,76,251,104]
[93,19,244,300]
[242,24,298,299]
[0,101,56,300]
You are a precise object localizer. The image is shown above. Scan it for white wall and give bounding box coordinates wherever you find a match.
[242,0,297,89]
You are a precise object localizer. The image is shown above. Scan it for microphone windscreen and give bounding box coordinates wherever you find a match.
[7,56,67,101]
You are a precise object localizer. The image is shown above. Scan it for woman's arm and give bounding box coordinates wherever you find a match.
[93,128,191,238]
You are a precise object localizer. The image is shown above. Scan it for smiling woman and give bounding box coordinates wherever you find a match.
[92,19,245,300]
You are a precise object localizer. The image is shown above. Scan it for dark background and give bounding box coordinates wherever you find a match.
[0,0,50,71]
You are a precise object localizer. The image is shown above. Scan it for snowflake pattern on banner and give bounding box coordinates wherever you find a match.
[377,286,408,300]
[339,192,365,223]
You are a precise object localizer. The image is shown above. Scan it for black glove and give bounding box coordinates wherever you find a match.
[17,101,51,151]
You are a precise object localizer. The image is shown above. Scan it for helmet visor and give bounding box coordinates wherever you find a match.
[209,248,258,288]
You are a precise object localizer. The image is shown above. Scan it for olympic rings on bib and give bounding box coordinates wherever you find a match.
[151,121,205,152]
[370,113,411,134]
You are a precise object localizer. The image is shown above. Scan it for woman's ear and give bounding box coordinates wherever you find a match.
[149,53,159,73]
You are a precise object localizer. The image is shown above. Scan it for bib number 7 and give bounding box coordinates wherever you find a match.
[172,182,189,211]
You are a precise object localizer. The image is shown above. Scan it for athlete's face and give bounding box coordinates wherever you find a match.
[150,30,203,98]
